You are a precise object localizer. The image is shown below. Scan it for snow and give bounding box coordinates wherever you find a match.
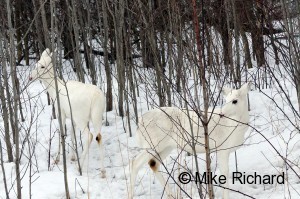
[0,59,300,199]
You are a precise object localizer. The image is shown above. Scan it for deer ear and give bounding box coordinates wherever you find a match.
[240,82,251,95]
[222,86,231,96]
[42,48,51,57]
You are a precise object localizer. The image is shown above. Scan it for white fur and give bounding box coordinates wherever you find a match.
[129,83,250,198]
[30,49,106,177]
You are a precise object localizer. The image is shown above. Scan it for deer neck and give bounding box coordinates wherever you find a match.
[230,106,250,127]
[40,71,65,100]
[239,101,250,122]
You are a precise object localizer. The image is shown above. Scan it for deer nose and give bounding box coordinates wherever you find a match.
[29,77,32,81]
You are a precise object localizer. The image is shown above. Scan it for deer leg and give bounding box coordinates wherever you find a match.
[152,166,174,198]
[79,127,93,169]
[55,112,66,164]
[70,122,76,161]
[129,150,150,199]
[130,146,175,198]
[96,132,106,178]
[91,113,106,178]
[217,151,230,199]
[149,148,174,198]
[54,133,61,164]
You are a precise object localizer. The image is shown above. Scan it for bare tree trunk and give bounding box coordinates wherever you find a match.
[50,1,70,197]
[124,21,139,125]
[0,140,10,199]
[192,0,212,198]
[32,0,45,49]
[39,0,50,48]
[70,0,85,82]
[219,0,230,67]
[281,0,300,112]
[51,11,70,199]
[78,2,97,85]
[148,1,165,107]
[231,0,241,87]
[60,0,74,59]
[52,56,71,199]
[6,0,22,197]
[136,0,166,107]
[1,41,16,145]
[113,0,125,117]
[224,0,236,84]
[15,0,23,62]
[100,0,113,112]
[24,34,29,65]
[160,32,172,107]
[241,29,252,69]
[175,16,183,93]
[124,82,132,136]
[0,34,13,162]
[16,78,25,122]
[166,34,174,106]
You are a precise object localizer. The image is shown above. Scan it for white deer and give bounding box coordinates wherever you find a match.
[129,83,250,198]
[29,49,106,177]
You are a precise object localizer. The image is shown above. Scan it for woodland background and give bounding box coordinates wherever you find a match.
[0,0,300,198]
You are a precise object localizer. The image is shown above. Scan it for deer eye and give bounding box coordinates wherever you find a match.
[41,66,45,69]
[232,99,238,104]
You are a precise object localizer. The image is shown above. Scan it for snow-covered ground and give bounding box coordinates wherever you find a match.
[0,59,300,199]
